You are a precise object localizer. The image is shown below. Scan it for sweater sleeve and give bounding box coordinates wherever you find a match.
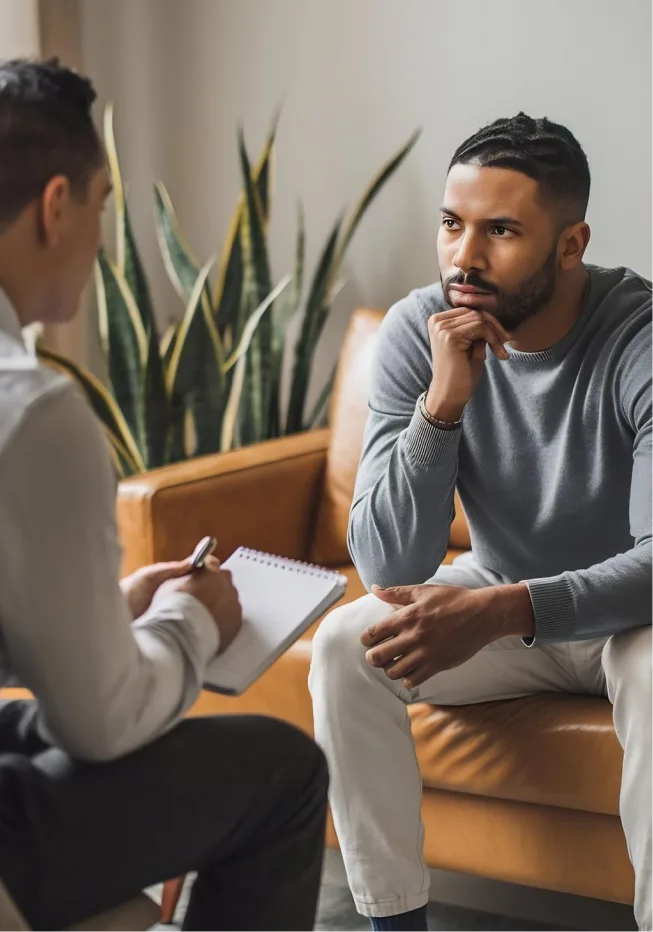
[524,323,652,643]
[348,292,462,590]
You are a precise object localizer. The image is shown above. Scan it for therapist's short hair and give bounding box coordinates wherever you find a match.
[0,58,104,230]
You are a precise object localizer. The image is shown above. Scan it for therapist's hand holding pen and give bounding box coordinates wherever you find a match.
[120,536,243,653]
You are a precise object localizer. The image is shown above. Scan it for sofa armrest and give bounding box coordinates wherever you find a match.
[116,429,330,575]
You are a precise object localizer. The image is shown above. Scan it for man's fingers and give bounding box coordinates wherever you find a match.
[383,650,423,681]
[430,308,512,344]
[431,309,511,358]
[360,617,401,649]
[447,318,509,360]
[365,632,413,668]
[481,312,512,344]
[402,666,431,690]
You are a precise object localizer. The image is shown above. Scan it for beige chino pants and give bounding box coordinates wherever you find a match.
[309,552,652,929]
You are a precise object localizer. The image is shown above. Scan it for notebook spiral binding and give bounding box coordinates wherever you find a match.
[238,547,340,580]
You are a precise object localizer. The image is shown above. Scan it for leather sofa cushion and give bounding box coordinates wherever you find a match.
[410,693,621,817]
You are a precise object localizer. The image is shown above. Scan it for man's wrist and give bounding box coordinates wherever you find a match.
[483,583,535,639]
[424,387,465,423]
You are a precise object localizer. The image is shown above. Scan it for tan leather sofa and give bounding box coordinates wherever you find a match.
[4,308,634,915]
[117,307,634,907]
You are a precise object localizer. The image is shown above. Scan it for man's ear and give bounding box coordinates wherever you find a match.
[38,175,70,247]
[558,221,591,270]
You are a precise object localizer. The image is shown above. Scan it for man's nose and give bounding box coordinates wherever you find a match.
[452,231,487,274]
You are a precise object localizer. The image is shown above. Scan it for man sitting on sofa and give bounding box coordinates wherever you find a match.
[309,113,651,931]
[0,57,328,931]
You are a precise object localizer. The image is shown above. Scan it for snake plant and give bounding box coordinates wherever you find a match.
[37,105,419,477]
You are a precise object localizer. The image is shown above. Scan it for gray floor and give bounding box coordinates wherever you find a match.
[150,848,636,931]
[318,850,636,932]
[315,881,559,931]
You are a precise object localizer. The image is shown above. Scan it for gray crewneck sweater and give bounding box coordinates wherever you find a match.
[348,265,651,643]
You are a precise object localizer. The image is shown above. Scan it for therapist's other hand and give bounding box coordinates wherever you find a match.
[120,558,194,620]
[158,556,243,653]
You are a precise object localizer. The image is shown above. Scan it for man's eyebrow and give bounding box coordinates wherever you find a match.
[486,215,524,228]
[440,206,524,227]
[440,206,462,220]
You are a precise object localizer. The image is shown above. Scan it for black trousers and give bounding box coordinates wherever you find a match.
[0,700,328,931]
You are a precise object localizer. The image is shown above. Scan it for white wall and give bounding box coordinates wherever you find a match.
[0,0,39,58]
[79,0,652,405]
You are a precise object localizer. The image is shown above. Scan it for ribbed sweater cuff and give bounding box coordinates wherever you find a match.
[524,575,576,644]
[402,404,462,468]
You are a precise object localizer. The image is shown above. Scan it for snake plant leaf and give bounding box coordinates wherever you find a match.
[230,270,258,448]
[105,430,141,479]
[160,321,183,463]
[165,257,225,456]
[122,205,156,329]
[103,104,126,265]
[154,184,219,456]
[160,322,179,366]
[238,129,273,305]
[269,203,305,436]
[223,275,292,372]
[130,248,167,468]
[142,335,169,469]
[213,116,278,346]
[104,105,167,468]
[153,181,203,305]
[36,345,145,475]
[104,106,158,330]
[213,212,243,355]
[237,128,274,441]
[327,128,421,304]
[166,256,223,395]
[285,215,342,434]
[105,437,127,479]
[272,202,305,361]
[221,275,291,452]
[253,108,279,226]
[165,401,186,465]
[285,130,420,435]
[95,248,148,453]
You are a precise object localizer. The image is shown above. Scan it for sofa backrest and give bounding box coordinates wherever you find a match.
[309,308,471,567]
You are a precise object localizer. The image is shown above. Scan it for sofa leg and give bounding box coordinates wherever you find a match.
[161,875,185,924]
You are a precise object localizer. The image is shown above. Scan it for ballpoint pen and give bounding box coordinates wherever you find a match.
[190,536,217,570]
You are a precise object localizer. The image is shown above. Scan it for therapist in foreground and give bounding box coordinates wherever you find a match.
[0,56,327,932]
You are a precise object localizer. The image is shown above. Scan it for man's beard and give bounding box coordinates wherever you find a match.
[441,247,558,331]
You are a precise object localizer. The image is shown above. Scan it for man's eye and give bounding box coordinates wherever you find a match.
[442,218,459,230]
[491,226,510,236]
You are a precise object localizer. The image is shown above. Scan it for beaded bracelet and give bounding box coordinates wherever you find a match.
[417,392,463,431]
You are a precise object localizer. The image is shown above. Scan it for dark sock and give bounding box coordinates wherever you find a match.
[369,904,428,931]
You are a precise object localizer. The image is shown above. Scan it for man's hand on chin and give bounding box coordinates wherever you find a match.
[361,581,535,689]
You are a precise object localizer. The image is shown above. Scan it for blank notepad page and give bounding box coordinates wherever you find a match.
[203,548,347,695]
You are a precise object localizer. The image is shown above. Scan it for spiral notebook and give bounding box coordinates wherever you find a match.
[203,547,348,695]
